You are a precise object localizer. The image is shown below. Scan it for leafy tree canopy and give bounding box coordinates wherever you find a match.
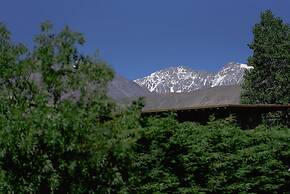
[0,21,140,193]
[242,10,290,104]
[241,10,290,126]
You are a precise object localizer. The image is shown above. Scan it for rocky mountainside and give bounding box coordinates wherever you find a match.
[142,85,241,111]
[29,72,150,102]
[107,74,150,100]
[134,62,253,93]
[117,85,241,111]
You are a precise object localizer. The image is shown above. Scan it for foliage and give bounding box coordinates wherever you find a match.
[131,118,290,193]
[241,10,290,126]
[32,21,114,106]
[0,21,140,193]
[1,20,290,193]
[0,23,32,106]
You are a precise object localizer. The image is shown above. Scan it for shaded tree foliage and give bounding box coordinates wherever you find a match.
[241,10,290,126]
[0,21,141,193]
[131,118,290,193]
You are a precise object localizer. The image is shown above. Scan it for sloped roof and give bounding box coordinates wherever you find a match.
[143,103,290,113]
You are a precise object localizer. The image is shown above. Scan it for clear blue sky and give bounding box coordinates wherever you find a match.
[1,1,290,79]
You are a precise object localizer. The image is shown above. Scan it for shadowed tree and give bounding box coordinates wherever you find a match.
[241,10,290,126]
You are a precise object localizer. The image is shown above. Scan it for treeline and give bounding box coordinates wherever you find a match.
[0,11,289,193]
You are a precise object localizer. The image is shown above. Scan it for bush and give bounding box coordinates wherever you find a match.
[131,117,290,193]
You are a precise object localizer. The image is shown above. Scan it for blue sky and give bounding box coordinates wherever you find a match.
[1,1,290,79]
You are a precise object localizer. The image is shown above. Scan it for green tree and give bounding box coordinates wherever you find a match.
[0,22,142,193]
[241,10,290,125]
[32,21,114,106]
[0,23,33,105]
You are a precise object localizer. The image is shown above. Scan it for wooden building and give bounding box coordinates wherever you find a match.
[142,104,290,129]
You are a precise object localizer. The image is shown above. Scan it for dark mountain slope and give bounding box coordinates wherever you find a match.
[107,74,150,100]
[142,85,241,111]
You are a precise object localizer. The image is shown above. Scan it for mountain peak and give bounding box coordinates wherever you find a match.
[134,62,253,93]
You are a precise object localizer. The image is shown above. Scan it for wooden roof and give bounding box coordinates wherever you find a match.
[142,104,290,113]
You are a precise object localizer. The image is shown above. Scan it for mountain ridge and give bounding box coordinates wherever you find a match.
[134,62,253,93]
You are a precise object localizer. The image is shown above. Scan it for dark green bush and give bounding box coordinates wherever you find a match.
[131,117,290,193]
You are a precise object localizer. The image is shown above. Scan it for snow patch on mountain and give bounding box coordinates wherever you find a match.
[240,63,254,69]
[134,62,253,94]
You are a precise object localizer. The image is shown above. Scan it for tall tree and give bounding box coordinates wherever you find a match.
[0,22,141,193]
[241,10,290,125]
[33,21,114,106]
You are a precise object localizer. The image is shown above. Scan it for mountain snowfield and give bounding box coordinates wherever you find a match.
[134,62,253,93]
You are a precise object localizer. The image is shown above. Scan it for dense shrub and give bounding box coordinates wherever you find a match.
[131,117,290,193]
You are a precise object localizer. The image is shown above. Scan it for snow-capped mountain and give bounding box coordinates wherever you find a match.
[211,62,253,87]
[134,62,253,93]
